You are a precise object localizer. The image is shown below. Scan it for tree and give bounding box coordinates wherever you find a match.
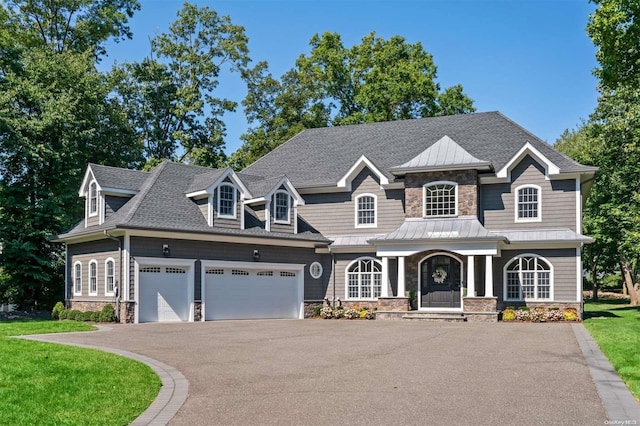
[112,2,250,168]
[230,31,475,169]
[0,0,141,309]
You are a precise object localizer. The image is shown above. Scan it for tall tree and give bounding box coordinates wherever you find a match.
[230,32,475,169]
[112,2,250,168]
[585,0,640,305]
[0,0,141,309]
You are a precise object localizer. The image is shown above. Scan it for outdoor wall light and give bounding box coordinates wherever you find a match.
[253,249,260,261]
[162,244,170,257]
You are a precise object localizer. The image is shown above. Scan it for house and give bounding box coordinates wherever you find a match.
[54,111,596,323]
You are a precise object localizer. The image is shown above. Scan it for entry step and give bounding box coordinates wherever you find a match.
[402,312,467,322]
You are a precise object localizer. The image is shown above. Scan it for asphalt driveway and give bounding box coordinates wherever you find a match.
[37,320,606,425]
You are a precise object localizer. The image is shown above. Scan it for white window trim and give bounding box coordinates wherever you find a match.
[273,190,291,224]
[423,181,458,218]
[503,254,554,302]
[345,257,383,301]
[88,181,98,217]
[88,260,98,296]
[217,183,237,219]
[73,261,82,296]
[105,257,115,296]
[514,184,542,223]
[354,193,377,228]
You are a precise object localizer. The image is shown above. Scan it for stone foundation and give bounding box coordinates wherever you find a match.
[119,301,135,323]
[338,300,377,311]
[304,301,324,318]
[462,297,498,322]
[376,297,409,311]
[194,302,202,322]
[67,300,112,312]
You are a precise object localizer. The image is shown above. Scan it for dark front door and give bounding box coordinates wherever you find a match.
[420,255,461,308]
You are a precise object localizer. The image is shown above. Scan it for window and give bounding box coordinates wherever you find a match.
[89,181,98,216]
[309,262,323,279]
[516,185,541,222]
[355,194,376,227]
[105,259,115,296]
[505,255,552,301]
[346,258,382,299]
[217,184,236,218]
[73,262,82,295]
[423,182,457,217]
[89,260,98,295]
[274,191,290,224]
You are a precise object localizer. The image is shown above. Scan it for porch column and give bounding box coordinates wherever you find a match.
[397,256,406,297]
[381,257,389,297]
[485,256,494,297]
[466,255,475,297]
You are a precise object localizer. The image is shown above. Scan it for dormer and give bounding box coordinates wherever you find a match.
[186,168,251,229]
[242,175,304,234]
[79,164,146,228]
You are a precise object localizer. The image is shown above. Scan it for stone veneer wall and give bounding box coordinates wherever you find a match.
[404,170,479,218]
[194,302,202,322]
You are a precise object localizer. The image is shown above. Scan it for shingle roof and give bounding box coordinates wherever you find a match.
[89,163,149,191]
[186,168,228,194]
[242,111,594,188]
[59,162,328,243]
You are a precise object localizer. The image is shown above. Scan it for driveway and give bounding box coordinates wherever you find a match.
[37,321,606,425]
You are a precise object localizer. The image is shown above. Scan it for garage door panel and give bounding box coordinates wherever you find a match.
[139,266,190,323]
[204,268,300,320]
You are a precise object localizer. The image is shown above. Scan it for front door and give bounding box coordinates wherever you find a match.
[420,255,462,308]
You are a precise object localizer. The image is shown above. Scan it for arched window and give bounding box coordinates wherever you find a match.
[504,255,552,301]
[346,258,382,299]
[89,181,98,216]
[274,190,290,224]
[355,194,377,228]
[515,185,541,222]
[217,183,236,218]
[89,260,98,295]
[423,181,457,217]
[105,258,115,296]
[73,262,82,296]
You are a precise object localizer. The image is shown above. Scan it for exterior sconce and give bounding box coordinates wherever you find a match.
[162,244,170,257]
[253,249,260,261]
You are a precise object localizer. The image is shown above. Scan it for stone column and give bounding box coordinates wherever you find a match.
[381,257,389,297]
[467,255,475,297]
[485,255,494,297]
[397,256,406,297]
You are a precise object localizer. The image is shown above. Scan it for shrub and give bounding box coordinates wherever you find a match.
[343,308,359,319]
[358,309,369,319]
[365,310,376,320]
[530,307,546,322]
[515,308,530,321]
[502,307,516,321]
[313,305,322,317]
[333,307,345,319]
[67,310,81,321]
[58,309,68,320]
[320,307,333,319]
[563,308,579,321]
[544,309,564,322]
[100,304,116,322]
[90,311,101,322]
[51,302,65,320]
[80,311,93,321]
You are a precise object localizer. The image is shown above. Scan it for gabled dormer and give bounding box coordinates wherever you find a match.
[186,168,251,229]
[79,164,147,228]
[242,175,304,234]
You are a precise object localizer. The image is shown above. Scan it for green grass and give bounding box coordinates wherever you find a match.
[584,299,640,401]
[0,320,161,425]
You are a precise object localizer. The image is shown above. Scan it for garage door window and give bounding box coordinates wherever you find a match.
[232,269,249,276]
[166,267,186,274]
[280,271,296,277]
[141,267,161,273]
[257,271,274,276]
[206,268,224,275]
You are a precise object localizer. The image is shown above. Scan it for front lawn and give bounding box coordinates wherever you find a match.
[583,299,640,401]
[0,320,161,425]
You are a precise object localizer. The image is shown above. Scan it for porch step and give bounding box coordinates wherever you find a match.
[401,312,467,322]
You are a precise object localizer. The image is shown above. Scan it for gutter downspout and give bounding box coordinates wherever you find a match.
[104,230,122,322]
[331,249,336,309]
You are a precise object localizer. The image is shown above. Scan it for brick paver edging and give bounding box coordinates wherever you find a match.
[572,323,640,422]
[17,326,189,426]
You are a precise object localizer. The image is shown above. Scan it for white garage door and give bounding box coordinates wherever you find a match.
[139,265,191,323]
[204,267,300,320]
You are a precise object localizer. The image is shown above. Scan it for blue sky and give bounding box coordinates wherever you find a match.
[101,0,599,154]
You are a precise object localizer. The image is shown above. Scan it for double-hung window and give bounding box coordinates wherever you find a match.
[89,260,98,295]
[73,262,82,295]
[89,181,98,216]
[515,185,541,222]
[217,184,236,218]
[105,259,115,296]
[355,194,376,228]
[274,191,290,224]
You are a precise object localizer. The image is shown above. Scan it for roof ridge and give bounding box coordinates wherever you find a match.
[116,162,168,225]
[89,163,149,173]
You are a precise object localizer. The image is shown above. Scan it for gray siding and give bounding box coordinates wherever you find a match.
[482,155,577,230]
[67,239,121,300]
[270,187,294,234]
[298,169,405,236]
[492,248,578,302]
[85,196,99,227]
[194,197,208,223]
[129,236,330,300]
[212,185,241,229]
[325,253,397,301]
[105,195,130,217]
